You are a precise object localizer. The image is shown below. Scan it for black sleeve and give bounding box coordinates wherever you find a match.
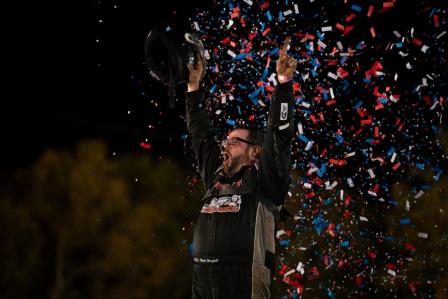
[185,89,222,189]
[257,81,295,206]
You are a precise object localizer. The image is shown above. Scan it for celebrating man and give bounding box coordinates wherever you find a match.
[186,37,297,299]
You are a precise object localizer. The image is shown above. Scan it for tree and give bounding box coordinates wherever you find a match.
[383,131,448,298]
[0,139,200,298]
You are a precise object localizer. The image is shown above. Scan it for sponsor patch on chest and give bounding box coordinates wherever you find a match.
[280,103,288,120]
[201,195,242,214]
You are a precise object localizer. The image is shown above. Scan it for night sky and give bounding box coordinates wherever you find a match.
[5,0,445,174]
[4,0,212,172]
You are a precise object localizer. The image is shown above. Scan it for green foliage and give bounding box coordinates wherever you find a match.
[0,140,199,299]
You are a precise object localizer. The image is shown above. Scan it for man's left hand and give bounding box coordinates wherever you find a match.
[276,37,297,83]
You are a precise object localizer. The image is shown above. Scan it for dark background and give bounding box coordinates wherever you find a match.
[4,0,215,172]
[3,0,442,171]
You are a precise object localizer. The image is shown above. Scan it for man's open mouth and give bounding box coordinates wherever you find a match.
[222,152,230,164]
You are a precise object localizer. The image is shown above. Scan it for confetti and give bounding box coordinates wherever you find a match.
[149,1,448,297]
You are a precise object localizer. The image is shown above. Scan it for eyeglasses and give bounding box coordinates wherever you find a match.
[221,136,258,147]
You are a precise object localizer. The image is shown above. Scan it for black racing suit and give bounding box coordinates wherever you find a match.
[186,81,295,299]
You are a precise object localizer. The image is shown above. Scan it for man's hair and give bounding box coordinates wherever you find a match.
[232,125,263,145]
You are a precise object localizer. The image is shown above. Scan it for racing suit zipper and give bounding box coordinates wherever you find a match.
[209,214,216,256]
[209,214,217,299]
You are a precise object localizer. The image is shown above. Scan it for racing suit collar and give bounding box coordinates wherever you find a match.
[215,164,253,184]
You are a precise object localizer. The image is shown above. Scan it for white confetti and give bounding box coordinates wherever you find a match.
[298,123,304,135]
[388,269,396,276]
[390,95,399,103]
[317,39,327,49]
[327,72,338,80]
[284,269,295,277]
[276,229,286,239]
[418,232,428,239]
[204,50,210,60]
[303,182,312,189]
[268,73,276,82]
[430,100,439,110]
[414,190,424,199]
[301,102,310,108]
[421,45,429,53]
[391,152,397,163]
[296,262,305,274]
[227,50,236,58]
[336,41,344,51]
[194,22,200,31]
[305,141,313,151]
[347,178,354,187]
[308,166,318,174]
[344,152,356,158]
[329,87,335,99]
[436,31,446,39]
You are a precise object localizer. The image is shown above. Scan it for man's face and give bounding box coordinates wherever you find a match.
[221,129,259,176]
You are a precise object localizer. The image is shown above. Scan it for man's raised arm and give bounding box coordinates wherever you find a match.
[258,37,297,206]
[185,55,222,189]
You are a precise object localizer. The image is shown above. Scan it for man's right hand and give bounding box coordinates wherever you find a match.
[187,53,204,92]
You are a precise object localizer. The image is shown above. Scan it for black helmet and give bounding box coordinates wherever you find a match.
[144,24,206,107]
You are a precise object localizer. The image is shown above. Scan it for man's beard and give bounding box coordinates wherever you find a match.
[222,153,246,176]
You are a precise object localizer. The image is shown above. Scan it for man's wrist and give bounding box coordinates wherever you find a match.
[187,82,200,92]
[277,74,293,84]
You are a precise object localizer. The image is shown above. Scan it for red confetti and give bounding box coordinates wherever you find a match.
[262,27,271,36]
[412,38,423,46]
[140,142,152,150]
[345,13,356,22]
[306,192,316,199]
[260,2,269,10]
[370,27,376,38]
[367,5,374,17]
[392,162,401,171]
[335,23,345,31]
[434,15,439,27]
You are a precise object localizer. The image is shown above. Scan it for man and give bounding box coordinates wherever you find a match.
[186,37,297,299]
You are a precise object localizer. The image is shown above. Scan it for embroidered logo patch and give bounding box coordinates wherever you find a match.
[280,103,288,120]
[201,195,242,213]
